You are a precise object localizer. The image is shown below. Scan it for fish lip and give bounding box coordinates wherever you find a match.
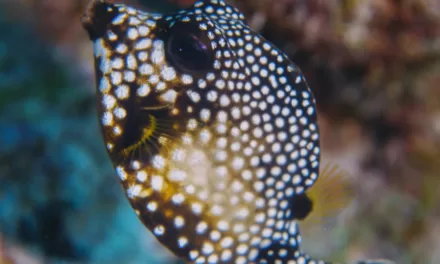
[81,0,119,41]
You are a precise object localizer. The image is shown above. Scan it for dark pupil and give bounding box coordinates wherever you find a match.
[167,32,212,72]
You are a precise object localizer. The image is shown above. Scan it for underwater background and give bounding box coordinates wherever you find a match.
[0,0,439,263]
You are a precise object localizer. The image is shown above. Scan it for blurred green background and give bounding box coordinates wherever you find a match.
[0,0,439,263]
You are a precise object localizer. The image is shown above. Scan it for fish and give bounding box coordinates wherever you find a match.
[81,0,352,263]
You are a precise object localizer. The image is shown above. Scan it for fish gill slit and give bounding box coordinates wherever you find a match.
[121,114,157,157]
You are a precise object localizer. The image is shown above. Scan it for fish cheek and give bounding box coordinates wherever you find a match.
[109,94,178,166]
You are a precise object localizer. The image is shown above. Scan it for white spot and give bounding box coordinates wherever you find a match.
[127,27,139,40]
[220,237,233,248]
[137,51,148,61]
[200,109,211,122]
[99,78,110,93]
[147,201,157,212]
[138,26,150,36]
[102,95,116,109]
[110,71,122,85]
[153,225,165,236]
[136,38,152,50]
[207,90,218,102]
[160,89,178,103]
[219,95,231,107]
[151,50,164,65]
[161,66,176,81]
[152,155,165,169]
[116,43,128,54]
[172,193,185,205]
[188,90,201,103]
[174,216,185,228]
[169,169,187,182]
[182,74,193,84]
[116,166,127,180]
[232,157,244,170]
[221,250,232,262]
[102,112,113,126]
[151,175,164,191]
[202,242,214,255]
[136,171,147,182]
[139,64,153,75]
[178,237,188,248]
[192,203,203,215]
[217,220,229,231]
[137,84,151,97]
[196,221,208,234]
[126,185,141,198]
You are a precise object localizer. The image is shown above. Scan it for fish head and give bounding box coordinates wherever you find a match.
[82,0,320,178]
[82,0,249,161]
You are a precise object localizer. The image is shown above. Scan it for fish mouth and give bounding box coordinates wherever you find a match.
[81,0,120,41]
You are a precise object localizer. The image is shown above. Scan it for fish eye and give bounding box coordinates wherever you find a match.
[164,23,213,73]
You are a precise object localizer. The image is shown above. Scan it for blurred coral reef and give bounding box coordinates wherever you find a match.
[0,0,439,263]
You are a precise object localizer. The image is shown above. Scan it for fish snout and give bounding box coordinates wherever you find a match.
[81,1,120,41]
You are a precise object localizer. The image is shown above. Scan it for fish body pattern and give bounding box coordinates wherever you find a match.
[82,0,324,263]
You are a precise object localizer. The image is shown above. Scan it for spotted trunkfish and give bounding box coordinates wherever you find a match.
[81,0,355,263]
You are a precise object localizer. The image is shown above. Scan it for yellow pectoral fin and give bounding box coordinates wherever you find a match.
[299,163,355,228]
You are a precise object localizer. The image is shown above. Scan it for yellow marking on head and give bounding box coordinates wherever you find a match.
[141,103,173,111]
[121,114,157,157]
